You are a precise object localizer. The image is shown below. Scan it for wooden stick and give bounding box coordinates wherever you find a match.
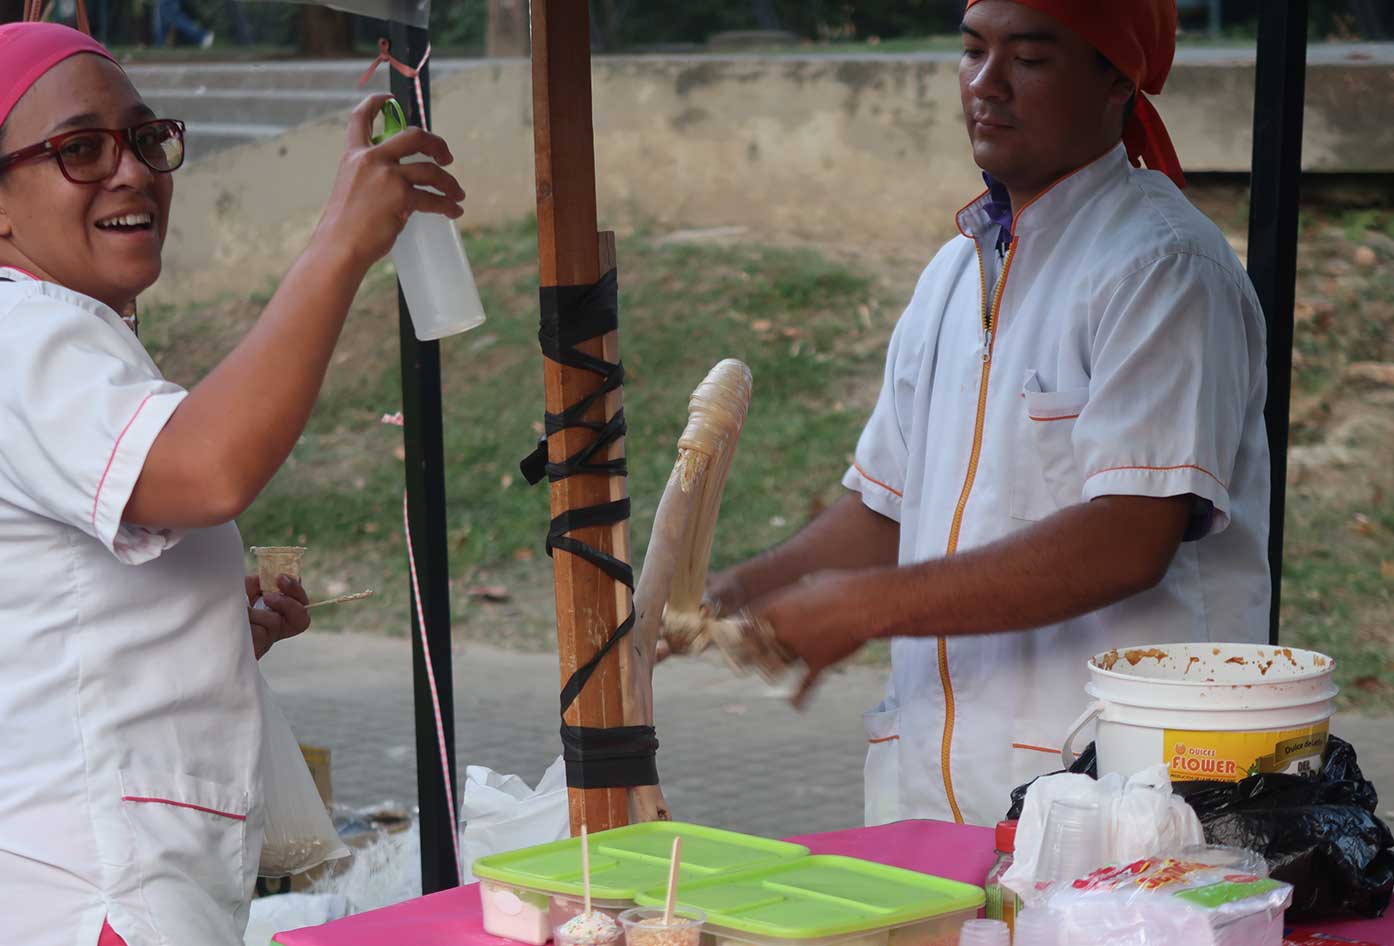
[663,835,683,925]
[582,821,592,915]
[532,0,630,836]
[306,590,376,610]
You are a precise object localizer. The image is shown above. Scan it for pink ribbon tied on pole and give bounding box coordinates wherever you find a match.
[358,37,433,132]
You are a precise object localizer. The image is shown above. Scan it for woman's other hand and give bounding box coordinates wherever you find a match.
[314,93,466,274]
[245,574,311,660]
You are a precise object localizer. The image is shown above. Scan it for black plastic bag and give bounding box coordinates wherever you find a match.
[1004,737,1393,920]
[1005,741,1096,821]
[1173,736,1394,920]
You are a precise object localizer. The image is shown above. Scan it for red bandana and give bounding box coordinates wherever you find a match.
[964,0,1186,189]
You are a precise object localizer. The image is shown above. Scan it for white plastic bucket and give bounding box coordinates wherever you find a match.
[1061,643,1338,782]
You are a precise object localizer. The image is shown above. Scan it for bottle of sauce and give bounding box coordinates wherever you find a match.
[984,819,1021,934]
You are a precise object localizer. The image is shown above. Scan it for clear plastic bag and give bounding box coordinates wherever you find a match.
[257,671,350,877]
[1018,846,1293,946]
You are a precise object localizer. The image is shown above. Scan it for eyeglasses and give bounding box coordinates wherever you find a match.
[0,118,186,184]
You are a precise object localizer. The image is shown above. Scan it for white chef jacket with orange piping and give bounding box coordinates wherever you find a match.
[844,144,1271,827]
[0,267,265,946]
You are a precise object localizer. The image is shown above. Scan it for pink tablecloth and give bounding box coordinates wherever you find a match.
[274,821,1393,946]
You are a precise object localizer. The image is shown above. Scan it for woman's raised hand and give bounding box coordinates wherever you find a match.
[313,93,467,274]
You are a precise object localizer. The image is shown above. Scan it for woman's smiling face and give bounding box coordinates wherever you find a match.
[0,53,173,313]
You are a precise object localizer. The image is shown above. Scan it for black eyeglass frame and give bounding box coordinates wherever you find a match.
[0,118,187,184]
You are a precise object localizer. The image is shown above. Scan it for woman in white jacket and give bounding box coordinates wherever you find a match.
[0,22,465,946]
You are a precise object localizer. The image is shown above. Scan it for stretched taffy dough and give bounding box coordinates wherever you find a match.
[624,359,791,823]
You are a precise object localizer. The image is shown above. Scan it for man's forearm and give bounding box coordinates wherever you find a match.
[721,493,899,608]
[854,494,1191,642]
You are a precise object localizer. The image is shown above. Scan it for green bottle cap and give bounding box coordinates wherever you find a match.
[371,97,408,145]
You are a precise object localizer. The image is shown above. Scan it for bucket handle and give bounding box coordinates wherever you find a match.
[1061,700,1103,769]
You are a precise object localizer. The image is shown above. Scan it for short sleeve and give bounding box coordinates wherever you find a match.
[843,308,919,522]
[1074,253,1263,537]
[0,291,188,564]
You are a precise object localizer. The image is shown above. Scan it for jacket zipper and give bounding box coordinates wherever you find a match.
[936,234,1017,824]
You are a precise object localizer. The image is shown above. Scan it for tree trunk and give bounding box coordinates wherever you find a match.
[486,0,528,56]
[298,6,354,57]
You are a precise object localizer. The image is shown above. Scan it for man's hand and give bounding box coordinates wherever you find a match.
[245,574,311,660]
[752,571,875,709]
[703,568,749,618]
[743,493,1193,708]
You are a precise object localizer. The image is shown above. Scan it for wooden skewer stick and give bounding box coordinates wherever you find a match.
[663,835,683,925]
[582,821,592,915]
[306,590,376,610]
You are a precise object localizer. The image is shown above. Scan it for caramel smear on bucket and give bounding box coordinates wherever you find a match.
[1097,647,1170,671]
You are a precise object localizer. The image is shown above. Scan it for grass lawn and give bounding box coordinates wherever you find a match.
[143,207,1393,712]
[1277,206,1394,711]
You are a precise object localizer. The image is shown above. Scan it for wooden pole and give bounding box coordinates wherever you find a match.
[531,0,632,835]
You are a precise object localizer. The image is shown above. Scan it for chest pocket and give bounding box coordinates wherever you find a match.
[1009,369,1090,521]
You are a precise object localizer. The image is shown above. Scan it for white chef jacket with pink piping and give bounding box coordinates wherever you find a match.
[0,267,264,946]
[844,145,1271,827]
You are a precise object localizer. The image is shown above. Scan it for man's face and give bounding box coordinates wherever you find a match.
[959,1,1133,198]
[0,54,172,312]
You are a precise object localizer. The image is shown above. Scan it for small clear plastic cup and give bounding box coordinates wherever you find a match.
[555,911,624,946]
[618,906,706,946]
[956,918,1010,946]
[1011,908,1061,946]
[251,545,306,596]
[1035,798,1111,885]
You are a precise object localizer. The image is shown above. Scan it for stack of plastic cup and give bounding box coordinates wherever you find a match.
[1012,908,1061,946]
[1035,798,1112,885]
[957,918,1010,946]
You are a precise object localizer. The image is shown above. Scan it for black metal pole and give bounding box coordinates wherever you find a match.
[390,20,460,894]
[1246,0,1308,648]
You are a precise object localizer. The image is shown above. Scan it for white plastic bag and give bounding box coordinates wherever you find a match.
[1019,847,1292,946]
[309,822,424,914]
[1003,764,1204,903]
[459,756,569,883]
[257,671,351,877]
[243,892,350,946]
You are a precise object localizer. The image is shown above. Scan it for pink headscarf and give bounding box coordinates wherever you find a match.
[0,22,119,131]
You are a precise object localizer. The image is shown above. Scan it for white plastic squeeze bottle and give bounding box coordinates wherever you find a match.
[375,98,486,341]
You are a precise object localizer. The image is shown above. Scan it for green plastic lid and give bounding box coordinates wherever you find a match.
[371,97,408,144]
[634,855,985,938]
[471,822,809,900]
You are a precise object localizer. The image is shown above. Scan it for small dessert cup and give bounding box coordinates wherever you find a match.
[618,907,706,946]
[555,911,624,946]
[251,546,306,596]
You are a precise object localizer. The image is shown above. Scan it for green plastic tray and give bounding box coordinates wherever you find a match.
[634,855,985,938]
[471,822,809,900]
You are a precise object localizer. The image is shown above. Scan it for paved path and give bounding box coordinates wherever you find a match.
[260,632,882,839]
[260,632,1394,837]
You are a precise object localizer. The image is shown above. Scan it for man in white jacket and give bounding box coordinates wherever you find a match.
[709,0,1270,826]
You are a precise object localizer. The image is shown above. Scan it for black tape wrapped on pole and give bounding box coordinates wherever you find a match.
[521,268,660,791]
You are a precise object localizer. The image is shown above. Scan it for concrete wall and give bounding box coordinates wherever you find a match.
[149,53,1394,304]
